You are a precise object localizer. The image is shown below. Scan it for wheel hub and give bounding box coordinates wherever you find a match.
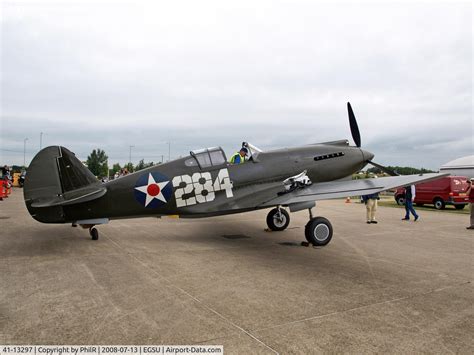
[273,213,286,227]
[314,224,330,241]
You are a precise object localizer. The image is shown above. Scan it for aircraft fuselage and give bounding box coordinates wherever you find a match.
[57,142,373,223]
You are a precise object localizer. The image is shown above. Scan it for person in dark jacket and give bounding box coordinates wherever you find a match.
[467,179,474,230]
[362,192,380,224]
[402,184,419,221]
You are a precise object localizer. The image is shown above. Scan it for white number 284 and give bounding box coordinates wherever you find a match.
[172,168,233,207]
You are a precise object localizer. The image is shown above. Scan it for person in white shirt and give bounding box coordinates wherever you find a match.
[402,185,419,221]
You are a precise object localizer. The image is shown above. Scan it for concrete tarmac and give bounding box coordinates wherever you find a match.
[0,188,473,354]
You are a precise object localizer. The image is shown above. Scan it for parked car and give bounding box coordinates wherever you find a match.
[394,176,470,210]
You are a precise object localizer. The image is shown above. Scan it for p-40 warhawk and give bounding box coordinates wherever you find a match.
[24,103,447,245]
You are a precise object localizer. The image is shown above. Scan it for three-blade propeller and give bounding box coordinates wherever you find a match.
[347,102,398,176]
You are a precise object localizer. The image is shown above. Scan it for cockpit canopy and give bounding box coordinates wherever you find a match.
[186,147,227,169]
[185,143,264,169]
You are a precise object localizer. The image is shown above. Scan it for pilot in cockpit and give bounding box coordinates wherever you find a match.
[229,147,248,164]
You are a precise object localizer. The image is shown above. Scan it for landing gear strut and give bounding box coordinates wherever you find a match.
[266,207,290,231]
[89,227,99,240]
[303,207,333,246]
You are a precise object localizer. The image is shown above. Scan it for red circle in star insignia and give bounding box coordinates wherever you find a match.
[147,183,160,196]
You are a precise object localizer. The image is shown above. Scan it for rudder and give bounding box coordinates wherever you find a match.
[24,146,99,223]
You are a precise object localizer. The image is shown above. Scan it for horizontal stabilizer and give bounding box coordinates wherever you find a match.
[31,185,107,208]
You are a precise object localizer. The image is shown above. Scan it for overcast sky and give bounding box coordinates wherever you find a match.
[1,1,472,169]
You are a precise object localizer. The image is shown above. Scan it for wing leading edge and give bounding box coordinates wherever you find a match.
[259,173,449,207]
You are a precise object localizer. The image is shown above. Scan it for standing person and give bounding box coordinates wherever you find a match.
[402,184,419,221]
[467,178,474,230]
[362,192,380,224]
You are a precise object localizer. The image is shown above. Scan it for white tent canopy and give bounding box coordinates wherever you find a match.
[440,155,474,178]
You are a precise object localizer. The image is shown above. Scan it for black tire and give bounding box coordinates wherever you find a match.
[433,198,445,210]
[266,208,290,231]
[454,204,466,210]
[396,196,405,206]
[89,227,99,240]
[305,217,333,246]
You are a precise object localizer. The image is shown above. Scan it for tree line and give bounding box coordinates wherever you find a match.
[86,148,157,178]
[366,166,436,175]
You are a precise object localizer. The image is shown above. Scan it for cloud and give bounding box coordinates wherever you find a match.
[1,1,472,169]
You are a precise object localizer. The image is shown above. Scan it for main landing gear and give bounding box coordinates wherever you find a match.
[265,205,333,247]
[266,207,290,231]
[304,212,332,247]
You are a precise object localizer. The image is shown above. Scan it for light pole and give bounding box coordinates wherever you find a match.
[168,141,171,162]
[105,159,109,180]
[40,132,43,150]
[129,145,134,165]
[23,137,28,167]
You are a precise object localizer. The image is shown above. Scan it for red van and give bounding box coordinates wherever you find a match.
[394,176,470,210]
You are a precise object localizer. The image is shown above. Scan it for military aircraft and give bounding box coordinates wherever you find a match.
[24,103,447,245]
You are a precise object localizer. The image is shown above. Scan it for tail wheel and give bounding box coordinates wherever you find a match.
[89,227,99,240]
[433,198,445,210]
[305,217,333,246]
[266,208,290,231]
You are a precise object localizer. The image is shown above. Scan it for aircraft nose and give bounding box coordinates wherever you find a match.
[361,149,374,162]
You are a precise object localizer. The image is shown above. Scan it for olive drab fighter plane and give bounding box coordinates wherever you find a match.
[24,103,447,245]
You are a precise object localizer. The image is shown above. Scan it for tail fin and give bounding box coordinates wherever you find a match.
[24,146,101,223]
[56,146,98,192]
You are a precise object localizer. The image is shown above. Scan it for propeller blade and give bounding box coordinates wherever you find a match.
[347,102,361,147]
[367,160,399,176]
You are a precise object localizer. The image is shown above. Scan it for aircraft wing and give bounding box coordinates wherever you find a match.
[259,173,449,207]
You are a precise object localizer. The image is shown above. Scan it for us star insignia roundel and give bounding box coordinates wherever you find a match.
[134,172,173,208]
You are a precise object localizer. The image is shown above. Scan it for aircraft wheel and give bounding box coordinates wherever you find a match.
[305,217,332,246]
[266,208,290,231]
[89,227,99,240]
